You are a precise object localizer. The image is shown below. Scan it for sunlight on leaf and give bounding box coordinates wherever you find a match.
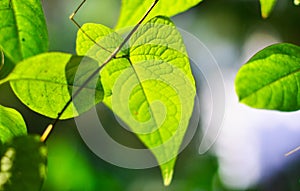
[0,135,47,191]
[0,105,27,143]
[76,16,196,185]
[115,0,203,29]
[0,0,48,63]
[235,43,300,111]
[295,0,300,5]
[0,52,104,119]
[259,0,277,18]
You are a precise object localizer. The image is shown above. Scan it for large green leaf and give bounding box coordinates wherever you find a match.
[0,52,104,119]
[235,43,300,111]
[0,105,27,143]
[259,0,277,18]
[0,135,47,191]
[76,16,196,185]
[115,0,203,29]
[0,0,48,64]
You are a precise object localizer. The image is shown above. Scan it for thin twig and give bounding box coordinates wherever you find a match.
[285,146,300,157]
[41,0,159,142]
[69,0,112,54]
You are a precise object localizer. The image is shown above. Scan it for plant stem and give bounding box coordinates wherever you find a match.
[40,0,159,142]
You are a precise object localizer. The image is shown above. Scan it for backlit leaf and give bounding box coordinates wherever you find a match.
[115,0,203,29]
[235,43,300,111]
[76,16,196,186]
[0,52,104,119]
[0,0,48,63]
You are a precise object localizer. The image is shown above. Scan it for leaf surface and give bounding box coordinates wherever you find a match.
[76,16,196,185]
[235,43,300,111]
[0,105,27,143]
[0,0,48,63]
[259,0,277,18]
[115,0,202,29]
[0,135,47,191]
[0,52,104,119]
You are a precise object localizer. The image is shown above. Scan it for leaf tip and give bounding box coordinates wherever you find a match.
[162,169,173,186]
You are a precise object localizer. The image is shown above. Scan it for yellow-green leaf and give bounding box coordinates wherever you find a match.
[116,0,203,29]
[235,43,300,111]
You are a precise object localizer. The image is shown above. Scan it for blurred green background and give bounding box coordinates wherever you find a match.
[0,0,300,190]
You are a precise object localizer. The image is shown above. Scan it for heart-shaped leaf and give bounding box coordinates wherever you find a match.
[0,52,104,119]
[235,43,300,111]
[0,0,48,63]
[115,0,203,29]
[0,105,27,143]
[0,135,47,191]
[76,16,196,186]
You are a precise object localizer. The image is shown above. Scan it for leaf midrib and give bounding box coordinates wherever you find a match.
[240,65,300,101]
[127,57,166,148]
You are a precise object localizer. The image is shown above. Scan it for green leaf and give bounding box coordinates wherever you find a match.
[76,16,196,185]
[115,0,203,29]
[295,0,300,6]
[0,0,48,64]
[0,52,104,119]
[0,135,47,191]
[0,105,27,143]
[235,43,300,111]
[76,23,127,59]
[259,0,277,18]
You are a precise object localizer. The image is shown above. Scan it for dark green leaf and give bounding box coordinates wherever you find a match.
[0,0,48,63]
[235,43,300,111]
[0,105,27,143]
[0,135,47,191]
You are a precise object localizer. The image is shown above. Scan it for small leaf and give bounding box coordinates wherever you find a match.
[259,0,277,18]
[0,135,47,191]
[115,0,203,29]
[235,43,300,111]
[0,0,48,63]
[0,52,104,119]
[76,23,127,59]
[0,105,27,143]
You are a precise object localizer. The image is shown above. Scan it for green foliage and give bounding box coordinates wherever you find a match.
[0,53,104,119]
[235,43,300,111]
[259,0,277,18]
[0,0,48,64]
[76,16,196,186]
[0,135,47,191]
[0,105,27,143]
[116,0,203,28]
